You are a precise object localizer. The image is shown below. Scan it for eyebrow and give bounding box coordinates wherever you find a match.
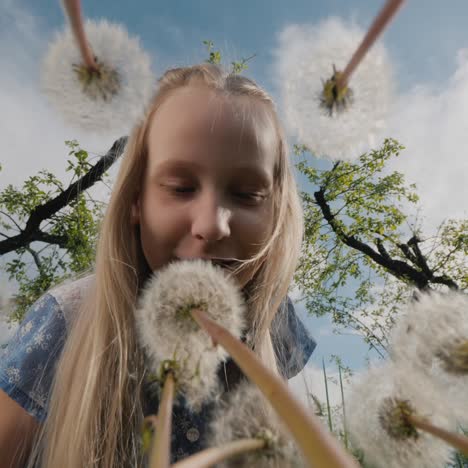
[151,158,273,187]
[151,159,203,175]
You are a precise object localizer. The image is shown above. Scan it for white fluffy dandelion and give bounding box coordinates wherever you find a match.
[136,260,245,411]
[208,381,301,468]
[347,362,455,468]
[389,291,468,424]
[273,17,393,161]
[41,19,155,134]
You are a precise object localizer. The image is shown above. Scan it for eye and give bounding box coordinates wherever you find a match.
[161,184,196,196]
[173,186,195,193]
[232,191,267,205]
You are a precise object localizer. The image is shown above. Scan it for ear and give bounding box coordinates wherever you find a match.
[131,196,141,225]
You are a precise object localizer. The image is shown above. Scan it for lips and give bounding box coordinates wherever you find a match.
[173,256,238,271]
[210,259,238,271]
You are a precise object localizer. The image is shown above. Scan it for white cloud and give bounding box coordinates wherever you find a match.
[289,363,344,410]
[386,48,468,230]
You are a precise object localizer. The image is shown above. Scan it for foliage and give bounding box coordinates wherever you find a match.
[294,138,467,356]
[0,140,106,321]
[203,39,256,74]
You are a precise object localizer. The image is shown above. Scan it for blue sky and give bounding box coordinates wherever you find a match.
[1,0,468,393]
[17,0,468,93]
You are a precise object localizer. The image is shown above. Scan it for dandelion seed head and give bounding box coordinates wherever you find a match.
[72,58,121,101]
[273,17,393,161]
[378,397,419,441]
[347,363,454,468]
[319,67,354,116]
[41,19,155,134]
[136,259,245,410]
[389,291,468,425]
[390,291,468,365]
[208,382,301,467]
[437,339,468,375]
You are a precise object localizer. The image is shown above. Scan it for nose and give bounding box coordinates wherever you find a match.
[191,192,231,242]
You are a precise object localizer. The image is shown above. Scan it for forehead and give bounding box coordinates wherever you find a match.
[146,86,278,176]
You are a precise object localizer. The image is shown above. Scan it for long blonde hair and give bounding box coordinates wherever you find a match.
[33,63,303,467]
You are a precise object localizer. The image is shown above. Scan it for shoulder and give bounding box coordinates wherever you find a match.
[271,296,317,379]
[48,274,94,329]
[0,293,65,421]
[0,274,94,422]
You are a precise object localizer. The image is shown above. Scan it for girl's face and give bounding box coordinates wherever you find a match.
[133,85,278,287]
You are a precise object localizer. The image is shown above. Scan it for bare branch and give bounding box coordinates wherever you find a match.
[25,246,43,272]
[397,242,418,264]
[408,236,433,278]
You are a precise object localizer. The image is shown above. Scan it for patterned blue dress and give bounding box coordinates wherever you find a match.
[0,276,316,462]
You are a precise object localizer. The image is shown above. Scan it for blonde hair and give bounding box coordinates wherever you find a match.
[33,63,303,467]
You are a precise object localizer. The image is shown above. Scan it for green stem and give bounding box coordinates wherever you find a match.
[338,365,348,450]
[322,358,333,433]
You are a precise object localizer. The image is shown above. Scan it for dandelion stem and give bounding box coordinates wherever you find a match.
[142,415,159,455]
[144,415,158,427]
[172,438,265,468]
[61,0,98,70]
[337,0,405,90]
[407,413,468,456]
[149,372,175,468]
[322,358,334,432]
[338,365,348,450]
[190,308,360,468]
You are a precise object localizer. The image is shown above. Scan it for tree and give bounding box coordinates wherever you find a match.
[0,138,126,320]
[294,138,467,357]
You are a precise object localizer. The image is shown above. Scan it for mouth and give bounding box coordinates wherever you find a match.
[210,259,239,271]
[173,257,239,272]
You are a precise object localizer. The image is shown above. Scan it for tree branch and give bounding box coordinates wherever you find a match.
[408,236,433,278]
[375,238,393,263]
[33,231,69,249]
[0,210,22,232]
[25,246,43,272]
[314,187,437,290]
[0,137,127,256]
[397,242,418,265]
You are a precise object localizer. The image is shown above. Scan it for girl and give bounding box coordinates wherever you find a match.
[0,63,316,467]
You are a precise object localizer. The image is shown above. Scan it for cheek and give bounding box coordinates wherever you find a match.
[137,190,188,269]
[234,204,275,255]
